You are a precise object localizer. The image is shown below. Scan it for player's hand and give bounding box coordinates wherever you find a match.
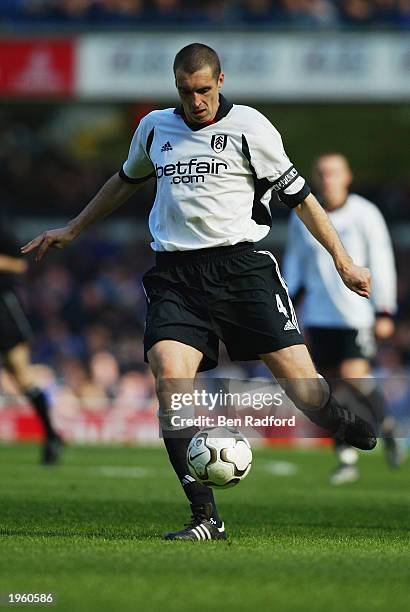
[375,316,395,340]
[338,263,371,298]
[21,226,77,262]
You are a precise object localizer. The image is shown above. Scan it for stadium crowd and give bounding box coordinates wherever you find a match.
[0,0,409,28]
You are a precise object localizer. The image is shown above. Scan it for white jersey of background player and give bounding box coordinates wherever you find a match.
[284,179,397,333]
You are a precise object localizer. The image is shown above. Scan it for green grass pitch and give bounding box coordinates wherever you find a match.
[0,443,409,611]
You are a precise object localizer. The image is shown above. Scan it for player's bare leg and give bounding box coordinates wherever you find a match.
[3,342,63,465]
[261,344,325,407]
[260,344,377,450]
[148,340,226,540]
[148,339,203,405]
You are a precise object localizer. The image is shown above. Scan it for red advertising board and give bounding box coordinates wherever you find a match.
[0,406,160,445]
[0,407,329,447]
[0,39,74,97]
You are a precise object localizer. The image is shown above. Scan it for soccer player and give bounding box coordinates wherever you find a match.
[22,44,376,540]
[283,153,403,484]
[0,221,63,464]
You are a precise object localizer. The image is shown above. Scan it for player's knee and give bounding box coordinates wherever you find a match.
[147,343,200,379]
[149,352,199,379]
[153,362,195,382]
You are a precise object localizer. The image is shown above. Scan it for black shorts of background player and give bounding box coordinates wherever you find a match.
[0,225,63,465]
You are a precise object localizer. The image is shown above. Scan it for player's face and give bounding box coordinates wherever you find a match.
[175,66,224,124]
[313,155,353,205]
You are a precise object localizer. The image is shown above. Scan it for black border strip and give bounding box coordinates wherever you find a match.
[118,167,155,184]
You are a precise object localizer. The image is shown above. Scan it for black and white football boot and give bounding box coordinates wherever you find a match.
[303,395,377,451]
[164,503,227,541]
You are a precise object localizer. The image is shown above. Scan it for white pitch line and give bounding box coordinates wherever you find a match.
[93,466,150,478]
[263,461,299,476]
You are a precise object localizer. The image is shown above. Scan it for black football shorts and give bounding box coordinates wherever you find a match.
[0,290,33,353]
[307,326,376,370]
[142,242,304,372]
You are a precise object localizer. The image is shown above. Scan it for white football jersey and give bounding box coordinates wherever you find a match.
[283,194,397,328]
[120,96,310,251]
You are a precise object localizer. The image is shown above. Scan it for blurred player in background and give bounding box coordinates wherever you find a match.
[22,45,377,540]
[0,218,63,465]
[283,153,404,484]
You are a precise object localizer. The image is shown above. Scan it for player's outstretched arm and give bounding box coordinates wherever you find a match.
[295,193,371,299]
[21,173,142,262]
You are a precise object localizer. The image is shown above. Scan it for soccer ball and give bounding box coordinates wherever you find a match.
[187,427,252,488]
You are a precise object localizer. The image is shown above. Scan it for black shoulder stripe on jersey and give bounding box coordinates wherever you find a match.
[241,135,273,228]
[279,183,311,208]
[146,127,155,156]
[118,167,155,184]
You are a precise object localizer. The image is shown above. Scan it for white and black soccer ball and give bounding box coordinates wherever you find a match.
[187,427,252,488]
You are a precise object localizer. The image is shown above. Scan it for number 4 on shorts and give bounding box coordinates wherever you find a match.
[275,294,289,317]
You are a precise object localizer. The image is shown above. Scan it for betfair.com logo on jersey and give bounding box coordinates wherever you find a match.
[155,158,228,184]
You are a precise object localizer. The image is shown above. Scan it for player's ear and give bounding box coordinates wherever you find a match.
[218,72,225,89]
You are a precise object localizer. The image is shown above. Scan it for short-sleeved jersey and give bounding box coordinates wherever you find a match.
[120,96,310,251]
[283,194,397,329]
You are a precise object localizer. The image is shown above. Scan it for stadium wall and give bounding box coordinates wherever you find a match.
[0,32,410,100]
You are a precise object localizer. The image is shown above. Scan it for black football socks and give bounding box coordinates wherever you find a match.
[161,425,221,523]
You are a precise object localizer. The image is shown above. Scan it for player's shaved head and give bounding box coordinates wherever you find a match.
[173,43,221,80]
[174,44,224,124]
